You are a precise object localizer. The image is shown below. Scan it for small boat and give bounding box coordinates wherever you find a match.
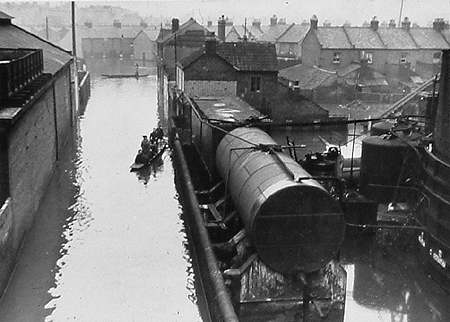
[130,139,167,171]
[101,73,150,79]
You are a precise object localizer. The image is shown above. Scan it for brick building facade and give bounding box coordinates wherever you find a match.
[302,16,449,78]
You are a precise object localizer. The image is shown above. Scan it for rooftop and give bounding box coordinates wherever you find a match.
[0,11,71,75]
[193,96,263,123]
[179,41,278,72]
[277,24,309,43]
[259,23,292,42]
[279,63,336,89]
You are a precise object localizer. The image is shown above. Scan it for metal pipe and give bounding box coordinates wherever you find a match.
[172,138,239,322]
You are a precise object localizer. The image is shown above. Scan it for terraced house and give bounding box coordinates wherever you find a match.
[302,15,450,78]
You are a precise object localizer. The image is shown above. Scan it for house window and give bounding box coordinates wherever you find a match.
[366,52,373,64]
[433,52,441,64]
[333,52,341,64]
[251,76,261,92]
[400,53,408,64]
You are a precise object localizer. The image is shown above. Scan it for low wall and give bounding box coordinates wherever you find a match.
[0,198,14,295]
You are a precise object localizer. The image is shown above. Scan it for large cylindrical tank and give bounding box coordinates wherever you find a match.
[359,135,418,202]
[216,127,345,274]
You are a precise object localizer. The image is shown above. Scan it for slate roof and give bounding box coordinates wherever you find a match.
[279,64,336,89]
[440,29,450,45]
[0,11,13,20]
[311,25,450,50]
[277,24,309,43]
[179,41,278,72]
[0,18,71,75]
[343,27,384,49]
[376,28,417,49]
[409,28,449,49]
[216,42,278,71]
[159,18,209,44]
[316,27,352,48]
[259,23,292,42]
[227,25,257,41]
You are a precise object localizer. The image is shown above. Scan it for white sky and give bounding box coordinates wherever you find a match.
[76,0,450,26]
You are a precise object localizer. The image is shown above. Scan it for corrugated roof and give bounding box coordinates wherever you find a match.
[279,64,336,89]
[277,24,309,44]
[316,27,352,49]
[409,28,449,49]
[344,27,384,49]
[216,42,277,71]
[377,28,417,49]
[259,24,291,42]
[0,24,71,75]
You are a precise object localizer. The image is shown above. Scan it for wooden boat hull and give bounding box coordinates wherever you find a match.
[130,142,167,172]
[102,74,150,79]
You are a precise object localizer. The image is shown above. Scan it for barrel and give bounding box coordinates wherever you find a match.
[216,127,345,274]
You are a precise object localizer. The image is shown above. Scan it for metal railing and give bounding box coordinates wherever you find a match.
[0,48,43,101]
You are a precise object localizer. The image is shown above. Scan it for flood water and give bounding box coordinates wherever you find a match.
[0,61,202,322]
[0,59,448,322]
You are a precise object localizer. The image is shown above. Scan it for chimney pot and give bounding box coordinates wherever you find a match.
[310,14,318,30]
[370,16,379,31]
[172,18,179,33]
[389,19,396,28]
[270,14,277,26]
[218,15,226,41]
[401,17,411,31]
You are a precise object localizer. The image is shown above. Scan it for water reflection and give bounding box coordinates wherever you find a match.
[0,61,202,322]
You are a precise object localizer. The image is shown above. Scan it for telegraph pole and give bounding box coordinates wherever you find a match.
[398,0,405,26]
[71,1,79,115]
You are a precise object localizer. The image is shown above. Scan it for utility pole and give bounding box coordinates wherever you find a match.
[398,0,405,27]
[71,1,79,115]
[45,16,49,40]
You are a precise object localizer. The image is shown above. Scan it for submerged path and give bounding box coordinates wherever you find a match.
[0,75,202,322]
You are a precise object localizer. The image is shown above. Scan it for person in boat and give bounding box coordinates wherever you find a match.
[154,126,164,143]
[149,128,157,144]
[141,135,151,153]
[135,149,146,164]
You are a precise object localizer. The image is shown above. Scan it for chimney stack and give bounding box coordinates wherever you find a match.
[172,18,179,33]
[388,19,396,28]
[207,20,212,27]
[252,19,261,30]
[218,15,226,41]
[310,14,318,30]
[278,18,286,25]
[401,17,411,31]
[205,35,217,55]
[370,16,379,31]
[433,18,447,32]
[270,14,277,26]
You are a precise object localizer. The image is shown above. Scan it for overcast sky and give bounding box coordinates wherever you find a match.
[78,0,450,26]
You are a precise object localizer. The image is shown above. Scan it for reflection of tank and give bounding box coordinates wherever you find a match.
[216,127,345,274]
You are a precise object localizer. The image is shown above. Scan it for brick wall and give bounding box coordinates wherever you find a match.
[237,72,278,113]
[0,66,73,294]
[185,80,237,97]
[184,55,236,81]
[302,31,321,66]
